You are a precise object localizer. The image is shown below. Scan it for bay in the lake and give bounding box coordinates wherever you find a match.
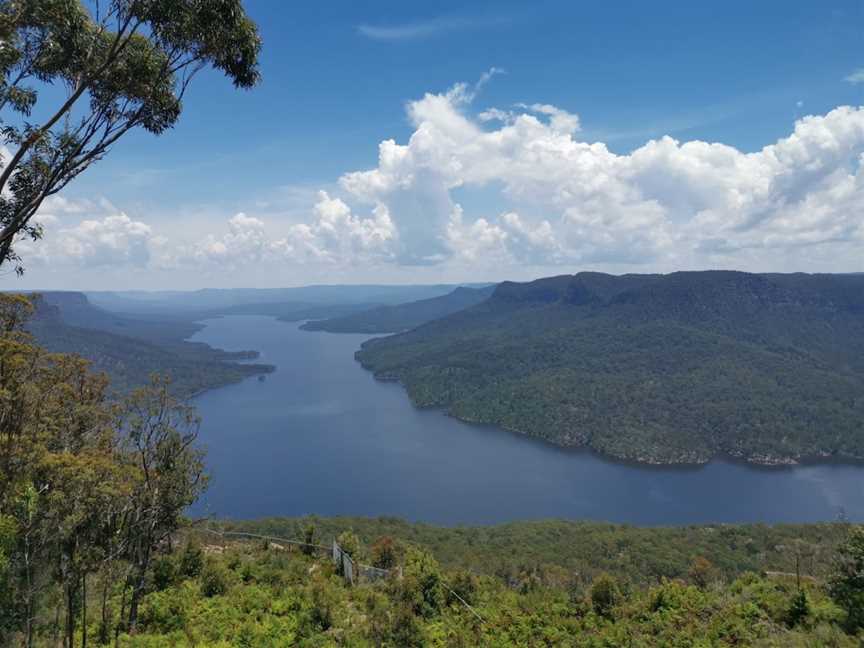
[188,315,864,525]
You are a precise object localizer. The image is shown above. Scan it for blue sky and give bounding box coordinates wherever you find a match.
[8,0,864,289]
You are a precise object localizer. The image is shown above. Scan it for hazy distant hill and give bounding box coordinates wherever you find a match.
[300,285,496,333]
[357,271,864,465]
[35,291,203,343]
[26,293,272,397]
[86,283,484,314]
[223,301,364,317]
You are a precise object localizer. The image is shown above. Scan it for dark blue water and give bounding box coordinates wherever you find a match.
[188,315,864,525]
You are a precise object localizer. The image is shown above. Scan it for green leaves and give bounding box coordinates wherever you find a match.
[0,296,211,644]
[0,0,262,272]
[108,527,860,647]
[400,547,445,618]
[829,526,864,631]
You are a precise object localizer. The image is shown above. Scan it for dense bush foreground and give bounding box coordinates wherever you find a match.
[70,523,864,647]
[7,516,864,646]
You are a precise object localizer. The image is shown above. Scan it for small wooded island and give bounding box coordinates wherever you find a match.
[356,271,864,466]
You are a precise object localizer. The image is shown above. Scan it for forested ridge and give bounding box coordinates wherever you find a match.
[24,292,272,398]
[301,286,496,334]
[357,271,864,465]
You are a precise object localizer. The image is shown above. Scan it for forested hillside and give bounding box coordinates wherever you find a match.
[227,517,851,586]
[25,292,272,397]
[357,271,864,465]
[301,285,496,333]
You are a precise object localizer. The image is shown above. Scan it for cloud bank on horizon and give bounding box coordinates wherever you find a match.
[16,74,864,280]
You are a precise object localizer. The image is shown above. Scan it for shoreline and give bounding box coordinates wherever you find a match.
[182,362,274,402]
[180,317,276,401]
[358,361,864,471]
[194,316,864,471]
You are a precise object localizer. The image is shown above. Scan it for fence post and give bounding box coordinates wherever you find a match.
[343,552,354,586]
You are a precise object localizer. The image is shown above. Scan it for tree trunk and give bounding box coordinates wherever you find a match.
[126,566,146,633]
[65,582,75,648]
[81,573,87,648]
[127,542,151,633]
[22,526,38,648]
[100,575,110,646]
[54,602,61,648]
[24,557,33,648]
[115,579,127,648]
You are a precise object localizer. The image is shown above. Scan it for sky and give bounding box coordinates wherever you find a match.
[5,0,864,290]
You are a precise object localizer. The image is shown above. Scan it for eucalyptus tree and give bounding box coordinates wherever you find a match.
[119,376,207,631]
[0,293,128,648]
[0,0,261,273]
[0,295,211,644]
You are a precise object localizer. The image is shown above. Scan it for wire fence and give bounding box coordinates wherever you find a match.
[198,525,485,624]
[331,539,392,585]
[200,527,330,552]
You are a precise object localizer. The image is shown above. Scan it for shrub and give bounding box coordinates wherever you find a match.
[138,587,191,634]
[200,558,231,598]
[688,556,715,590]
[337,530,361,562]
[390,603,424,647]
[309,580,337,630]
[786,589,810,627]
[178,540,204,579]
[590,573,620,618]
[303,524,316,556]
[371,536,399,570]
[828,526,864,631]
[446,570,478,607]
[152,555,177,591]
[400,548,444,618]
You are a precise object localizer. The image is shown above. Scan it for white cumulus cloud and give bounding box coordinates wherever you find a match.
[16,198,153,268]
[14,76,864,278]
[311,81,864,271]
[177,192,397,269]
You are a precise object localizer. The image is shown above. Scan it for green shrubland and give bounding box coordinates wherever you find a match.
[60,525,864,647]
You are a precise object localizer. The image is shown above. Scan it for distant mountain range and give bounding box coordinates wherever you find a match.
[301,285,496,333]
[357,271,864,465]
[86,283,488,314]
[26,292,272,397]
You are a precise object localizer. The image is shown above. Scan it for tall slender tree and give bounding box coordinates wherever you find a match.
[119,376,206,632]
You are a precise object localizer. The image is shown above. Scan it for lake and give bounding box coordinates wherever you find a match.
[189,315,864,525]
